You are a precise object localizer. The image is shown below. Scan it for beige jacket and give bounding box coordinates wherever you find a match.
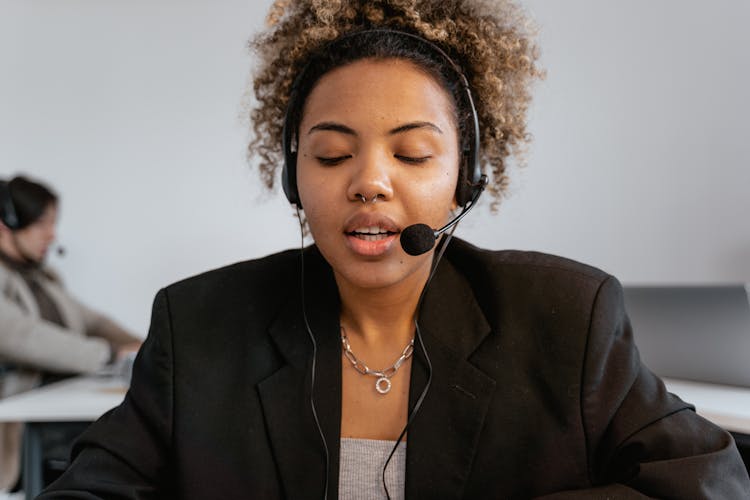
[0,260,139,489]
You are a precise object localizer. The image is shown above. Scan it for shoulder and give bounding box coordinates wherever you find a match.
[166,248,299,294]
[163,247,300,304]
[447,238,614,297]
[447,237,609,284]
[446,238,620,333]
[157,248,301,330]
[0,260,21,292]
[0,261,62,286]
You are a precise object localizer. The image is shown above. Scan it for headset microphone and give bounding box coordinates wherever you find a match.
[400,174,487,256]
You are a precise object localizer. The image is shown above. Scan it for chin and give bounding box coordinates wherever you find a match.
[32,250,48,263]
[333,256,431,292]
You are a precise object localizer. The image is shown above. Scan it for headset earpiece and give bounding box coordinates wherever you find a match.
[281,152,300,206]
[454,75,482,207]
[0,180,20,230]
[281,91,302,206]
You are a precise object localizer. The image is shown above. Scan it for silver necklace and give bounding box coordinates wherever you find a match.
[340,326,415,395]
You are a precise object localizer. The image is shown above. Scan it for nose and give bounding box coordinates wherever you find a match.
[346,149,394,203]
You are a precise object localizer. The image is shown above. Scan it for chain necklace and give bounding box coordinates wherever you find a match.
[340,326,415,395]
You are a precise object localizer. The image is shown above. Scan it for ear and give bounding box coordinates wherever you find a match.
[0,221,12,242]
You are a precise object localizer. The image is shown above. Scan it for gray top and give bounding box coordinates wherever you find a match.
[339,438,406,500]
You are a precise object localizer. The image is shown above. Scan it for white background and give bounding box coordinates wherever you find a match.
[2,0,749,336]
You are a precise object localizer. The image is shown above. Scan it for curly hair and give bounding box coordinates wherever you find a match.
[247,0,542,207]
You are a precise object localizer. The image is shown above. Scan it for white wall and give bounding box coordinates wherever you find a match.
[473,0,750,286]
[2,0,749,335]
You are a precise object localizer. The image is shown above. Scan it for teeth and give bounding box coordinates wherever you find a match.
[354,226,387,234]
[356,233,387,241]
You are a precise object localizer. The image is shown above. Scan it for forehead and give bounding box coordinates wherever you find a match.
[300,58,457,133]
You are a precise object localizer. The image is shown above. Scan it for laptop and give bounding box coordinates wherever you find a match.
[623,285,750,388]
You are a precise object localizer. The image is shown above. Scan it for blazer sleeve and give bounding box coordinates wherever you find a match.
[536,275,750,499]
[38,289,175,499]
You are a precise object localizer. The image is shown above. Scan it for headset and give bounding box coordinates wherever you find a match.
[280,28,485,210]
[0,180,20,230]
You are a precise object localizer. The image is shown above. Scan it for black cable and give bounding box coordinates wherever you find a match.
[297,207,330,500]
[381,225,457,499]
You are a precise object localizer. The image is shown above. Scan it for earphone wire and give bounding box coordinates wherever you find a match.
[381,224,458,500]
[297,207,330,500]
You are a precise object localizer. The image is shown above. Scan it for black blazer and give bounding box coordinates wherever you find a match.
[40,239,749,499]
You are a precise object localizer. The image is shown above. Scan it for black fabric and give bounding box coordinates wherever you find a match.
[38,239,750,499]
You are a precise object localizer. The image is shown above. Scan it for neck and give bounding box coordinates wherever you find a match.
[335,260,432,350]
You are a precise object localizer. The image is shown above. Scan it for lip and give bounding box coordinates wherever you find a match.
[343,212,401,234]
[343,212,401,257]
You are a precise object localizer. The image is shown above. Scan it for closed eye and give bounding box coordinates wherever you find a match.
[395,155,431,164]
[316,155,351,166]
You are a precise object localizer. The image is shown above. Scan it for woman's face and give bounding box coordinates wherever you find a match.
[297,58,460,291]
[14,203,58,263]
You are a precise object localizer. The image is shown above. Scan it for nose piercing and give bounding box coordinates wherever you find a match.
[358,194,379,204]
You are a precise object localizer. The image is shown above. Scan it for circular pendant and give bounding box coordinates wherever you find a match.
[375,377,392,394]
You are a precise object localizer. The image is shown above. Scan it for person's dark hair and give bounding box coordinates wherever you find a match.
[2,176,58,230]
[248,0,542,209]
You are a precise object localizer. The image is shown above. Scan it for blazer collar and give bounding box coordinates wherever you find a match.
[405,247,495,499]
[260,243,494,499]
[418,247,492,359]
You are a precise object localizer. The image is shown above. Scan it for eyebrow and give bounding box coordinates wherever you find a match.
[307,121,443,136]
[307,122,356,136]
[388,121,443,135]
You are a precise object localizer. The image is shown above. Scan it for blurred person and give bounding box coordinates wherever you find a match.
[0,175,141,491]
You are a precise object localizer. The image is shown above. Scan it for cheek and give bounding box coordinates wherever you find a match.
[304,205,336,241]
[296,153,333,204]
[297,166,338,239]
[411,165,460,220]
[14,230,33,247]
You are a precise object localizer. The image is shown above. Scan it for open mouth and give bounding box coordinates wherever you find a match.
[346,226,399,241]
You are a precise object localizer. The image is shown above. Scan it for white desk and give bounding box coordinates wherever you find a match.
[0,375,748,497]
[0,375,127,498]
[663,377,750,435]
[0,375,127,422]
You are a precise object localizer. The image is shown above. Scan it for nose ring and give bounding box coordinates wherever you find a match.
[358,194,379,204]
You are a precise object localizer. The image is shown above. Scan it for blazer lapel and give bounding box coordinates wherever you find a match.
[406,256,496,499]
[256,246,496,499]
[257,248,342,500]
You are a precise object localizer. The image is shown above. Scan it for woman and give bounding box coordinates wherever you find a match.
[40,1,749,498]
[0,176,141,490]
